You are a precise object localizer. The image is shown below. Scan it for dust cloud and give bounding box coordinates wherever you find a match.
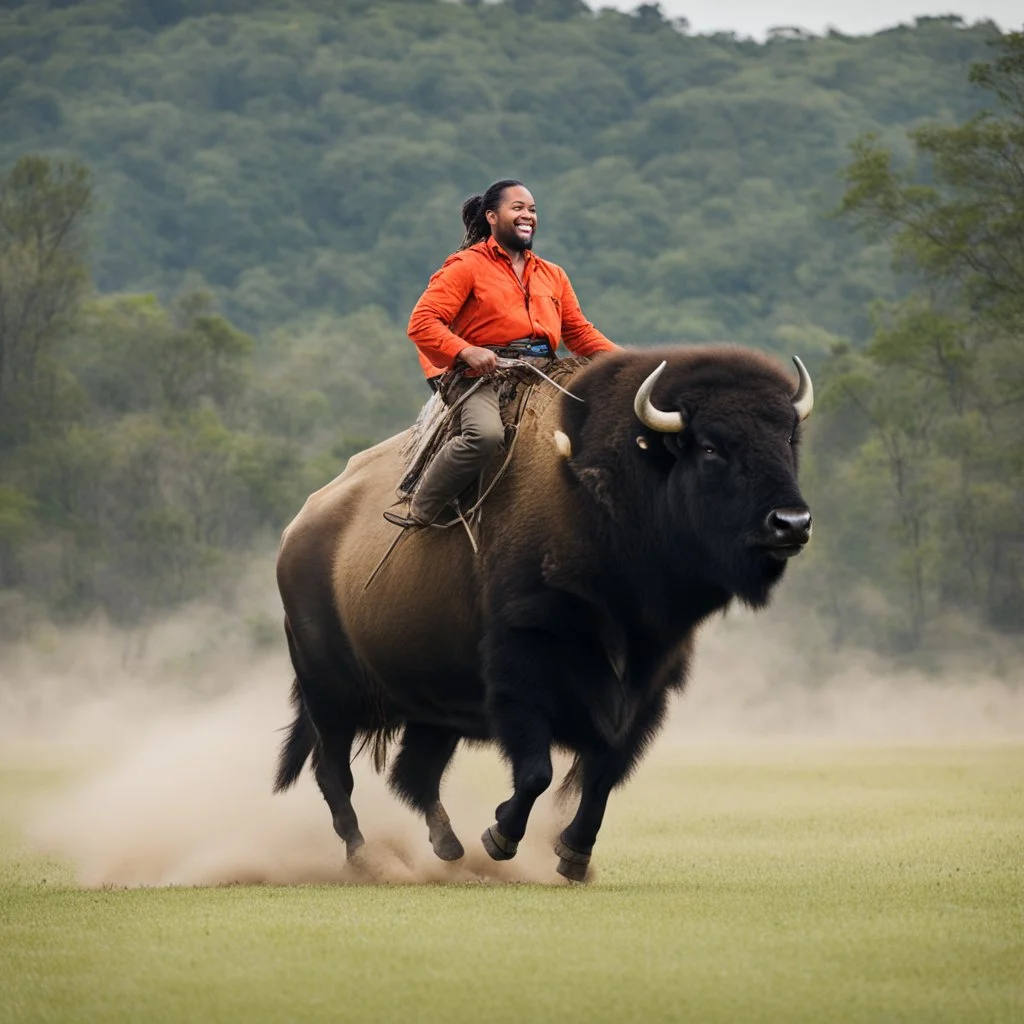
[2,583,1021,890]
[24,684,570,888]
[668,608,1024,745]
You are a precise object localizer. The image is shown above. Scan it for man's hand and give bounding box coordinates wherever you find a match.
[457,345,499,375]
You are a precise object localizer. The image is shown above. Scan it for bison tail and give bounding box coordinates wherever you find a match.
[274,678,315,793]
[351,725,399,776]
[556,755,584,802]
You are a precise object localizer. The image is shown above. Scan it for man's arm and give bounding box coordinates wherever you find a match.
[558,271,618,357]
[407,255,476,369]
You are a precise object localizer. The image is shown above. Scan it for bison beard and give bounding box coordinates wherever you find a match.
[274,345,813,881]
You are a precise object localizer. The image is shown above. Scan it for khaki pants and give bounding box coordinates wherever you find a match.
[410,384,505,523]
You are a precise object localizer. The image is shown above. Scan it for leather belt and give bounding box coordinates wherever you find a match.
[484,338,553,358]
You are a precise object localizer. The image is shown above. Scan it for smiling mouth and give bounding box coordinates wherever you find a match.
[514,222,534,236]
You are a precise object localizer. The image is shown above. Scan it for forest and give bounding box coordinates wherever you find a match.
[0,0,1020,660]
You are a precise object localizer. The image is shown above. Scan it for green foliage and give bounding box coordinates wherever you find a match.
[840,33,1024,333]
[0,9,1021,653]
[0,2,1002,350]
[0,155,92,445]
[0,155,361,626]
[819,33,1024,647]
[0,153,427,629]
[68,292,253,417]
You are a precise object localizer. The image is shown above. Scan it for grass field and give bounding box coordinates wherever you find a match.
[1,743,1022,1024]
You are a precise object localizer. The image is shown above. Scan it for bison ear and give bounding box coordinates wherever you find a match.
[662,402,694,460]
[661,431,687,460]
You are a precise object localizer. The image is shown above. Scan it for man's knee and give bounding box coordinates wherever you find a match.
[462,417,505,456]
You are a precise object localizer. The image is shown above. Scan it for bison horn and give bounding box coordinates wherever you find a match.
[634,361,684,433]
[791,356,814,422]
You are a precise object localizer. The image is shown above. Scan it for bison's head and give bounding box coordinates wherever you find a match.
[560,347,813,610]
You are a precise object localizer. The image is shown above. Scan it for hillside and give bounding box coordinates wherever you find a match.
[1,3,1019,655]
[0,2,1001,351]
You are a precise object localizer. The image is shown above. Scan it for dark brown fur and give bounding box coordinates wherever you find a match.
[274,346,812,872]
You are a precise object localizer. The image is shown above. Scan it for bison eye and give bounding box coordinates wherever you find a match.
[702,444,716,456]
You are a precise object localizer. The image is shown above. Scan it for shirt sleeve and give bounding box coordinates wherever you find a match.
[558,270,618,357]
[407,254,475,370]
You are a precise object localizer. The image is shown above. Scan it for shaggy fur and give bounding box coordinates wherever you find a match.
[274,346,812,872]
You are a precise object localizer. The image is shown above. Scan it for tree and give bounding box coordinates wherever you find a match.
[0,155,93,445]
[840,32,1024,334]
[825,32,1024,643]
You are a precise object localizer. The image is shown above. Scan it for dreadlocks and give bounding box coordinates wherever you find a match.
[459,178,525,250]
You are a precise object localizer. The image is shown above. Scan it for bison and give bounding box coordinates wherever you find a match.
[273,346,813,880]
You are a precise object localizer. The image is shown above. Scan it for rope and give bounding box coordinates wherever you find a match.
[366,360,581,587]
[364,528,408,591]
[422,419,522,551]
[494,357,584,402]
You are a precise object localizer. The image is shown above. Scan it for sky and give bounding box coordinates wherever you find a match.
[597,2,1022,39]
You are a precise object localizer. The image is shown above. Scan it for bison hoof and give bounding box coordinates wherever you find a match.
[345,833,366,860]
[431,831,465,862]
[427,804,464,862]
[481,826,519,861]
[554,839,592,883]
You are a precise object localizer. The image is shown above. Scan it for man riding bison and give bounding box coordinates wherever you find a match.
[273,180,814,880]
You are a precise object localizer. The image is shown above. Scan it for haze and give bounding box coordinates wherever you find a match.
[598,2,1021,38]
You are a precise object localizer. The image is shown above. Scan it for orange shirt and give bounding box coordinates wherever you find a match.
[407,236,617,378]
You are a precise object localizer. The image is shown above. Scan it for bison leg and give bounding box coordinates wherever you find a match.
[482,696,553,861]
[388,722,464,861]
[557,694,671,880]
[310,725,365,859]
[284,617,368,860]
[555,755,619,882]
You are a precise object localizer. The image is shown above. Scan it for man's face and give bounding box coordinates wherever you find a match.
[487,185,536,252]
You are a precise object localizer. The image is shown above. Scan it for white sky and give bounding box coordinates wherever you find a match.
[598,2,1022,39]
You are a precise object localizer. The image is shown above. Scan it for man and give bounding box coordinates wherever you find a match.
[384,178,618,529]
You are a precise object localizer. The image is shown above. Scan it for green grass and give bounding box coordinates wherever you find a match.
[1,745,1022,1023]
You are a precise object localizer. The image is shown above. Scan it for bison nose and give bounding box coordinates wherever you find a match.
[765,507,812,546]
